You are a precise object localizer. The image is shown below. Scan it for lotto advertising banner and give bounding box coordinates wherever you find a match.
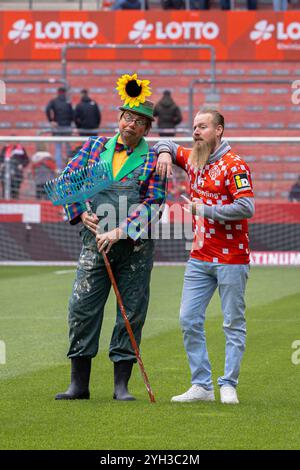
[0,11,300,61]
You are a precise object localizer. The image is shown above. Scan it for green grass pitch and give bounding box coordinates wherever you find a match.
[1,265,300,450]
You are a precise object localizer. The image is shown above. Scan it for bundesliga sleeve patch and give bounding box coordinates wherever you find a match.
[234,173,251,191]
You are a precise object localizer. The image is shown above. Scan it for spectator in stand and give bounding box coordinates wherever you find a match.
[189,0,209,8]
[219,0,257,7]
[245,0,257,8]
[31,143,56,200]
[188,0,257,8]
[45,87,74,172]
[161,0,185,8]
[288,176,300,202]
[111,0,148,9]
[199,0,209,8]
[153,90,183,137]
[74,89,101,137]
[0,143,29,199]
[273,0,288,10]
[220,0,230,8]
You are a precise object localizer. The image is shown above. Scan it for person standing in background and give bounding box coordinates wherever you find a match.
[288,175,300,202]
[0,142,29,199]
[273,0,288,11]
[153,90,182,137]
[74,89,101,137]
[45,87,74,171]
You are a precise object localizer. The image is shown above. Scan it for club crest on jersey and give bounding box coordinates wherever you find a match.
[209,166,221,180]
[234,173,251,191]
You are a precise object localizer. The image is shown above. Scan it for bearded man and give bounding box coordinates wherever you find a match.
[154,108,255,405]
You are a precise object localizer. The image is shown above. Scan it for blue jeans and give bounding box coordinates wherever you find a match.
[273,0,287,10]
[179,258,249,389]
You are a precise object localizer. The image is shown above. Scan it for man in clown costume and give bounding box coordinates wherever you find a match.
[55,74,166,401]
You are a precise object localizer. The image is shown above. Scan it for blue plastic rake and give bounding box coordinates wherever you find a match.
[44,160,113,206]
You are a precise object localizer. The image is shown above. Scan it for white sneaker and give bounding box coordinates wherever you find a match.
[220,385,239,404]
[171,385,215,403]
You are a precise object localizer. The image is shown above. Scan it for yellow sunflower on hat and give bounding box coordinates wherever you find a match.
[116,73,152,108]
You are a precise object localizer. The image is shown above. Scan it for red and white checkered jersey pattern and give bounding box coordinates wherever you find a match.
[176,146,254,264]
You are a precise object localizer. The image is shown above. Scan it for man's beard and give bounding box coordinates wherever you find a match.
[189,139,213,170]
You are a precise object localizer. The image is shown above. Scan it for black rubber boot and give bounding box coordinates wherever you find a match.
[113,360,136,401]
[55,357,91,400]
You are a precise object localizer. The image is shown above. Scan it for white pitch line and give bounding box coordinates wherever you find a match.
[54,270,76,275]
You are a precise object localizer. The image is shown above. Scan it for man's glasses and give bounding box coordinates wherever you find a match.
[123,112,148,127]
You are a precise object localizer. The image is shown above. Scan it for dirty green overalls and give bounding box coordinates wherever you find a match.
[67,137,155,363]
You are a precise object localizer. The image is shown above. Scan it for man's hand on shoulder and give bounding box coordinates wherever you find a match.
[156,152,173,180]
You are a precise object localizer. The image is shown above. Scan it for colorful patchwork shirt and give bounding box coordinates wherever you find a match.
[63,134,167,241]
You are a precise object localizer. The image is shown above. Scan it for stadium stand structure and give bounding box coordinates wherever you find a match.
[1,60,299,136]
[0,0,298,11]
[1,60,299,200]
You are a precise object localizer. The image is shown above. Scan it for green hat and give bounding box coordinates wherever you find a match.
[119,100,155,122]
[116,73,155,122]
